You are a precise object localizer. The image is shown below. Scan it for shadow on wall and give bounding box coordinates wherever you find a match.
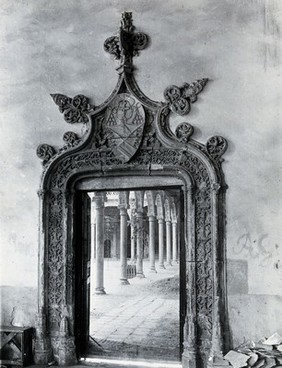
[227,259,248,295]
[0,286,37,327]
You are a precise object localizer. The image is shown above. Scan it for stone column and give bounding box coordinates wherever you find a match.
[112,223,118,259]
[148,215,157,272]
[136,211,145,277]
[172,220,178,263]
[93,193,106,294]
[119,206,130,285]
[158,217,165,269]
[130,215,136,261]
[166,219,172,266]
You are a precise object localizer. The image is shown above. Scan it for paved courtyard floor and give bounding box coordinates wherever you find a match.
[89,259,180,362]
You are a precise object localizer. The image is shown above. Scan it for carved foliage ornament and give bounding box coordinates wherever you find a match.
[36,144,56,163]
[175,122,194,143]
[164,78,208,116]
[51,94,95,124]
[206,136,228,161]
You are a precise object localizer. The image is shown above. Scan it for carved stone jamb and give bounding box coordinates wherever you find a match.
[34,189,54,365]
[57,189,77,364]
[207,183,228,368]
[182,183,197,368]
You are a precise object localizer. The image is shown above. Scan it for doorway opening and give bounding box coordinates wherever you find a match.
[74,187,185,363]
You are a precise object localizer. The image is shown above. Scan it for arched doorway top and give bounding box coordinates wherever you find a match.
[35,12,229,368]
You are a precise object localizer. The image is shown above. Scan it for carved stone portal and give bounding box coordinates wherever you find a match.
[35,12,229,368]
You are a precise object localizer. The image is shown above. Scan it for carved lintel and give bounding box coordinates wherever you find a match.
[164,78,208,116]
[51,94,95,124]
[36,144,56,164]
[175,122,194,143]
[206,136,228,161]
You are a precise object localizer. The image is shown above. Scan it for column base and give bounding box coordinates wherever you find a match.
[166,261,172,266]
[34,338,54,365]
[136,272,145,278]
[159,264,166,269]
[182,349,197,368]
[120,278,130,285]
[149,268,157,273]
[95,287,106,294]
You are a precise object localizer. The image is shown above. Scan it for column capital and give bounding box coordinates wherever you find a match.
[119,206,128,215]
[136,211,143,219]
[92,193,106,208]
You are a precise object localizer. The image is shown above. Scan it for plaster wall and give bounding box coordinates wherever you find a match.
[0,0,281,347]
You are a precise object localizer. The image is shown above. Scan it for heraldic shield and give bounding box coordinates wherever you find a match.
[104,93,145,162]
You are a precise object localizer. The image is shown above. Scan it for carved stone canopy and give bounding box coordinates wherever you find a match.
[35,12,228,368]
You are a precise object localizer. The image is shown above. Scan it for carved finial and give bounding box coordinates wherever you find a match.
[104,12,148,70]
[164,78,208,116]
[121,12,134,32]
[51,94,95,124]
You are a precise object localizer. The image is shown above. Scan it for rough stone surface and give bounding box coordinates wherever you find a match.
[224,350,249,368]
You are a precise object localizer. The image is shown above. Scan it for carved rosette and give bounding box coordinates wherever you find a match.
[175,122,194,143]
[206,136,228,161]
[51,94,95,124]
[63,131,79,146]
[36,144,56,164]
[164,79,208,116]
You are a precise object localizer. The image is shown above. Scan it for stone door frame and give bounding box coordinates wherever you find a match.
[34,12,229,368]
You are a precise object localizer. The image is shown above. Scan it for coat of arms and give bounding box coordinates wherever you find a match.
[104,93,145,162]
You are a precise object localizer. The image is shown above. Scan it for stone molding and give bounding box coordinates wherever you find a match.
[35,12,228,368]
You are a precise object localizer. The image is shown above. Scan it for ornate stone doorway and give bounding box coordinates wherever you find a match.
[35,12,229,368]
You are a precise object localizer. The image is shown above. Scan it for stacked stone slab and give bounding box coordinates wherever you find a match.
[224,333,282,368]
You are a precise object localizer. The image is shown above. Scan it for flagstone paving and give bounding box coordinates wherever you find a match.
[89,259,180,361]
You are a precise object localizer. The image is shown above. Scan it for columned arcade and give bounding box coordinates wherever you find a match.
[89,190,180,290]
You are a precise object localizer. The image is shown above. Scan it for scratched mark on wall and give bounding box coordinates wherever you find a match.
[233,233,278,267]
[263,0,281,70]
